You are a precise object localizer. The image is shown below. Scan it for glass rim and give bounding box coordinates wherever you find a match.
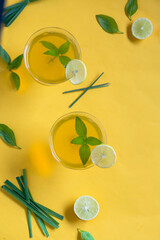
[23,27,82,85]
[49,111,107,170]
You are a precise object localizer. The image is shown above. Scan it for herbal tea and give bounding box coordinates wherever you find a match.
[49,112,107,169]
[24,28,81,84]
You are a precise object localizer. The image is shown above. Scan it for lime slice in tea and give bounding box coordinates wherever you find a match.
[131,17,153,39]
[91,144,116,168]
[65,59,87,84]
[74,196,99,220]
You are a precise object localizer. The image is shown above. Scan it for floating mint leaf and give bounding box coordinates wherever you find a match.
[96,15,123,34]
[0,45,11,64]
[71,136,84,145]
[59,56,71,68]
[10,54,23,69]
[11,71,20,90]
[40,41,58,51]
[44,49,59,57]
[0,124,21,149]
[78,229,95,240]
[58,41,70,54]
[75,117,87,138]
[79,144,90,165]
[126,0,138,20]
[87,137,102,146]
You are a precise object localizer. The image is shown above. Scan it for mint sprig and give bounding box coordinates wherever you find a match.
[78,229,95,240]
[125,0,138,21]
[0,124,21,149]
[96,15,123,34]
[0,45,23,90]
[40,40,71,67]
[71,116,102,165]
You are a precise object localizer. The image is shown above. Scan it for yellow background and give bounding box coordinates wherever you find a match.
[0,0,160,239]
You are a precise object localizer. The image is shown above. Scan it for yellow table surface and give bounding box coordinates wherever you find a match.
[0,0,160,239]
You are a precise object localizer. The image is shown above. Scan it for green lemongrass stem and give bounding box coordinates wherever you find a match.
[3,1,24,11]
[63,82,110,94]
[69,72,104,108]
[4,180,59,227]
[2,185,59,228]
[16,177,49,237]
[20,176,63,220]
[3,6,22,22]
[23,170,32,238]
[5,3,27,27]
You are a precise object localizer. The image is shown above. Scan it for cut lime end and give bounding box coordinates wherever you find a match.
[131,17,153,40]
[65,59,87,85]
[91,144,116,168]
[74,196,99,221]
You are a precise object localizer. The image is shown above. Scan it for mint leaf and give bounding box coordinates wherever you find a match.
[78,229,95,240]
[96,15,123,34]
[44,49,59,57]
[75,117,87,138]
[40,41,58,51]
[125,0,138,20]
[58,41,70,54]
[0,124,21,149]
[0,45,11,64]
[71,136,84,145]
[59,56,71,68]
[10,54,23,69]
[87,137,102,146]
[79,144,90,165]
[11,71,20,90]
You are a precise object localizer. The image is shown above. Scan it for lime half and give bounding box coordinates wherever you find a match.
[74,196,99,220]
[131,17,153,39]
[65,59,87,84]
[91,144,116,168]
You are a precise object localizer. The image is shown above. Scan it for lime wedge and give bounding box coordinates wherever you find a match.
[74,196,99,220]
[131,17,153,39]
[91,144,116,168]
[65,59,87,85]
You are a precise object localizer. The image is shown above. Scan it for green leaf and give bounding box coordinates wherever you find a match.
[75,117,87,138]
[87,137,102,146]
[40,41,58,50]
[10,54,23,69]
[126,0,138,20]
[44,49,59,57]
[78,229,95,240]
[71,136,84,145]
[58,41,70,54]
[79,144,90,165]
[96,15,123,34]
[0,45,11,64]
[11,71,20,90]
[0,124,21,149]
[59,56,71,68]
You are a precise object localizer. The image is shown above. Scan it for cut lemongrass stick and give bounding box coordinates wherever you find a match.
[4,180,60,228]
[69,72,104,108]
[20,176,64,220]
[5,3,27,27]
[16,176,49,237]
[3,2,24,11]
[20,176,60,225]
[23,169,32,238]
[63,82,110,94]
[2,185,59,228]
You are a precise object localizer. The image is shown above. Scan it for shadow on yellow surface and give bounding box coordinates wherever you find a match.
[29,141,54,177]
[64,202,79,223]
[127,23,141,43]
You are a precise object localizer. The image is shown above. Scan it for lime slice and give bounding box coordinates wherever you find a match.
[74,196,99,220]
[65,59,87,84]
[131,17,153,39]
[91,144,116,168]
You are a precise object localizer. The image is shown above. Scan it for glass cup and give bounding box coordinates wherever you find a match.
[24,27,82,85]
[49,112,107,170]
